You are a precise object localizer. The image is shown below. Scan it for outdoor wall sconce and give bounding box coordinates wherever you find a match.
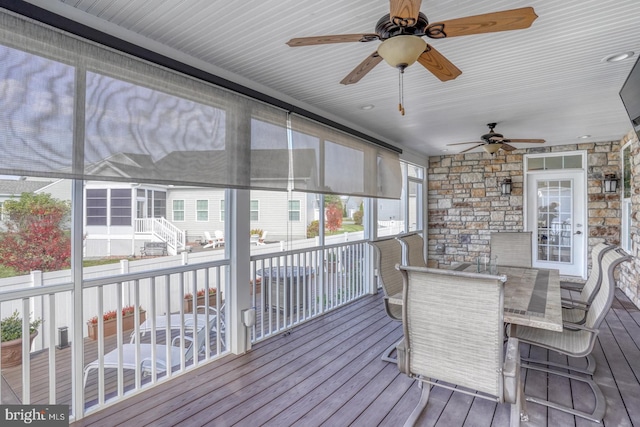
[603,173,619,193]
[500,178,512,196]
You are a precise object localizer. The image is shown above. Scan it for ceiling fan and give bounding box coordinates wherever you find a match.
[447,123,546,155]
[286,1,538,114]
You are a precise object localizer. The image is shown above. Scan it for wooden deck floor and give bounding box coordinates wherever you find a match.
[64,287,640,427]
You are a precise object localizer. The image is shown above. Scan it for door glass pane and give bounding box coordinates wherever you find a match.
[536,179,573,263]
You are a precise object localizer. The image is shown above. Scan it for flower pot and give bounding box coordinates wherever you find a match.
[87,310,146,341]
[1,331,38,368]
[183,292,218,312]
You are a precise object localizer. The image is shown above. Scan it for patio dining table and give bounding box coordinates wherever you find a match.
[390,264,563,332]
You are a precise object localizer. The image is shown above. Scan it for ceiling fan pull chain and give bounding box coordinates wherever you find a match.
[398,68,405,116]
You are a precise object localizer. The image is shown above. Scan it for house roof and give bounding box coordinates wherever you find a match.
[0,179,54,196]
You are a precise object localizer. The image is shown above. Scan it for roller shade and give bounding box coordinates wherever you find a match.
[0,9,399,198]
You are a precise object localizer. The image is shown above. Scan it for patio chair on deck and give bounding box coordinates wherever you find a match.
[368,237,403,363]
[130,304,225,348]
[509,247,631,423]
[561,242,614,325]
[490,231,532,268]
[83,322,208,389]
[396,266,525,427]
[397,233,428,268]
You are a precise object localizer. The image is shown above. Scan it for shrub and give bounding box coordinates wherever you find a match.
[353,210,363,225]
[0,193,71,274]
[307,220,319,238]
[1,310,42,342]
[325,203,343,232]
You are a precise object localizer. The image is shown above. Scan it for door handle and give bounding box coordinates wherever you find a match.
[574,231,582,235]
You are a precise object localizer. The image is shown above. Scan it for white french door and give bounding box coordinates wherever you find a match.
[526,169,586,278]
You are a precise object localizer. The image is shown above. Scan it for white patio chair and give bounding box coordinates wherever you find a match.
[257,230,268,245]
[83,321,208,388]
[396,265,525,427]
[510,247,631,423]
[490,231,532,268]
[202,231,216,248]
[397,233,427,268]
[130,304,225,347]
[368,237,404,363]
[214,230,225,247]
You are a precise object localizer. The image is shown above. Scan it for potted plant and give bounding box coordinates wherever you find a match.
[1,310,42,367]
[183,288,218,312]
[87,305,146,340]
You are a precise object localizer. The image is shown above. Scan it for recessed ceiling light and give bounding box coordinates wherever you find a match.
[360,104,375,110]
[602,51,635,63]
[578,134,591,139]
[442,149,449,152]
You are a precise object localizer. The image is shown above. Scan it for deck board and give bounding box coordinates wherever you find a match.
[4,287,640,427]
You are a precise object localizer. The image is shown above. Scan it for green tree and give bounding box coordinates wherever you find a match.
[0,192,71,274]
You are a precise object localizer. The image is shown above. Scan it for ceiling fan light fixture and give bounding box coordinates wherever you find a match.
[377,35,427,68]
[482,143,502,155]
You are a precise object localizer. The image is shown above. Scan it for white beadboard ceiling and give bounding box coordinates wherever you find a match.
[20,0,640,157]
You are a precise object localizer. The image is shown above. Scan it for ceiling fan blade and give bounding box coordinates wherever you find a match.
[460,144,484,153]
[501,143,517,151]
[390,0,423,27]
[340,51,383,85]
[417,45,462,81]
[430,7,538,38]
[286,34,379,47]
[447,141,482,146]
[504,138,546,143]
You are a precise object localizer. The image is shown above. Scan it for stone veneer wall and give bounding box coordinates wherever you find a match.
[428,141,623,278]
[617,130,640,306]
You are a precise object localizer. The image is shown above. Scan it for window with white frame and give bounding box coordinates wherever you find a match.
[250,200,259,221]
[622,142,632,252]
[377,160,424,237]
[173,200,185,221]
[196,199,209,221]
[220,199,225,222]
[86,189,107,226]
[110,189,132,226]
[288,200,301,221]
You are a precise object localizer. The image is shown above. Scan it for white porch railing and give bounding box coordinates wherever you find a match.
[0,239,369,421]
[250,240,367,343]
[134,217,186,255]
[0,256,229,421]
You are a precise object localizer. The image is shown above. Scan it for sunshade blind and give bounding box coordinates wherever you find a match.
[289,114,402,199]
[0,9,398,197]
[0,9,289,190]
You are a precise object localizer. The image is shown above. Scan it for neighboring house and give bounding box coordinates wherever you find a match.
[6,148,320,257]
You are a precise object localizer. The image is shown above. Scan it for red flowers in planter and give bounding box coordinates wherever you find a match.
[183,288,217,300]
[88,305,140,325]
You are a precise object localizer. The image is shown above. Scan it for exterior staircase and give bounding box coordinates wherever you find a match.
[134,217,186,255]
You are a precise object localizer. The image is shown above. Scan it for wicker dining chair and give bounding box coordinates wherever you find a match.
[397,233,428,268]
[368,237,403,363]
[396,266,525,427]
[490,231,532,268]
[510,247,631,423]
